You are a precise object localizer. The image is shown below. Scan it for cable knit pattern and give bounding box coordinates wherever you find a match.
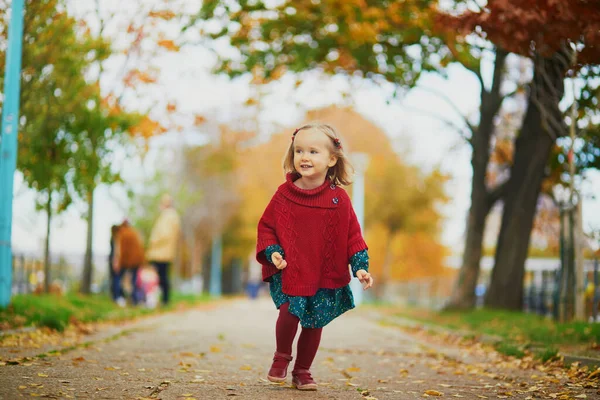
[322,190,340,276]
[256,173,368,297]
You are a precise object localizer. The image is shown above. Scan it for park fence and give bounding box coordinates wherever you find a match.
[379,257,600,322]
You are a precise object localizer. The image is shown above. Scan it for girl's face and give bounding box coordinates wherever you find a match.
[293,129,338,183]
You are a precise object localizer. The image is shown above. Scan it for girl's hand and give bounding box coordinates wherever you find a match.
[271,252,287,270]
[356,269,373,290]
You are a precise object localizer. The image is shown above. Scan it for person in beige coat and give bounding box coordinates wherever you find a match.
[146,194,181,306]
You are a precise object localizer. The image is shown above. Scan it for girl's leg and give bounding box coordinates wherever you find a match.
[292,326,323,390]
[276,302,300,354]
[268,302,299,382]
[294,326,323,371]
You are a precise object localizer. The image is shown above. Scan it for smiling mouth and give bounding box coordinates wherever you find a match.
[300,165,312,169]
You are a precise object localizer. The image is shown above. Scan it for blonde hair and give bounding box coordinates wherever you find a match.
[283,123,354,186]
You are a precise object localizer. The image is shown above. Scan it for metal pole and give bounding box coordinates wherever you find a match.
[350,153,369,306]
[593,258,599,322]
[209,234,222,297]
[554,207,565,321]
[0,0,26,308]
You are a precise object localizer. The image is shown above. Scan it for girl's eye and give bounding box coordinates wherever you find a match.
[311,150,318,154]
[296,149,302,153]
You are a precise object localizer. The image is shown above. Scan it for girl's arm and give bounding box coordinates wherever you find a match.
[265,245,285,264]
[265,244,287,270]
[256,197,281,266]
[349,249,368,277]
[350,249,373,290]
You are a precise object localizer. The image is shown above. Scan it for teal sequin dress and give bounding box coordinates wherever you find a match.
[264,245,369,328]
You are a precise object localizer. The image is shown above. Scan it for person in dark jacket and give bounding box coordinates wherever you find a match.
[113,219,145,306]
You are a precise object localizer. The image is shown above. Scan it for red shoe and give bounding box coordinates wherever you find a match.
[267,352,293,382]
[292,369,318,390]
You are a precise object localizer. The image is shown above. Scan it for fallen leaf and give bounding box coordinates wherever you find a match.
[588,368,600,379]
[239,365,252,371]
[424,389,443,396]
[37,373,48,377]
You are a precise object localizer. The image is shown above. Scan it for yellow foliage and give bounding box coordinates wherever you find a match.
[194,114,207,126]
[157,39,180,52]
[148,10,177,20]
[219,106,449,282]
[129,116,167,139]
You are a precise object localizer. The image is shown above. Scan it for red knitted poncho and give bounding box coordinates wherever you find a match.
[256,173,368,296]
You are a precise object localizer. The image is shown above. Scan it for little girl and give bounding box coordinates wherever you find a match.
[256,123,374,391]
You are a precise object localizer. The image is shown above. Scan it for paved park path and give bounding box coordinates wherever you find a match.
[1,298,598,399]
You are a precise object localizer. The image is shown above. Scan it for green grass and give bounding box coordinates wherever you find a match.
[0,292,212,332]
[388,307,600,359]
[396,308,600,345]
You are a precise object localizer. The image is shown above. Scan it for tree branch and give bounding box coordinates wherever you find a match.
[413,85,477,137]
[486,180,508,209]
[401,104,473,145]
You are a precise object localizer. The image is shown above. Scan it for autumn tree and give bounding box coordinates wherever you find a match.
[0,0,111,292]
[191,0,518,309]
[69,91,141,293]
[69,1,189,293]
[442,0,600,309]
[226,106,449,290]
[365,156,448,294]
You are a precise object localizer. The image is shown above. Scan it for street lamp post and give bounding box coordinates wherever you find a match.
[209,234,222,297]
[0,0,26,308]
[350,153,369,306]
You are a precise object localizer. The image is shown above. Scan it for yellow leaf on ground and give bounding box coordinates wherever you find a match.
[588,368,600,379]
[37,373,48,377]
[424,389,443,396]
[209,346,221,353]
[240,365,252,370]
[346,367,361,372]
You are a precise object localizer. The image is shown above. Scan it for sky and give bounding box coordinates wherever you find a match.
[9,1,600,261]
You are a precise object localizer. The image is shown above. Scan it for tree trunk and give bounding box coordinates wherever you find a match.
[445,49,508,310]
[80,187,95,294]
[44,192,52,293]
[485,49,570,310]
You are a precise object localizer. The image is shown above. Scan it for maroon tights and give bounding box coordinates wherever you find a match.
[275,302,323,371]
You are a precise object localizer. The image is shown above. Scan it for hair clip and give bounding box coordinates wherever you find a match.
[291,128,300,141]
[333,138,342,149]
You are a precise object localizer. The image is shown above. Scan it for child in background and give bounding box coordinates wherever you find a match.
[256,123,374,391]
